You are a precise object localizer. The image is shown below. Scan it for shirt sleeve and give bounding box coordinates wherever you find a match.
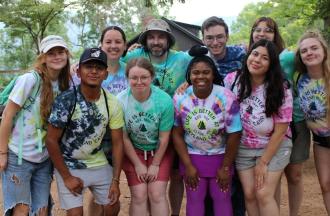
[9,73,38,107]
[159,96,174,131]
[173,93,183,127]
[274,87,293,123]
[108,96,124,130]
[223,71,237,90]
[224,90,242,133]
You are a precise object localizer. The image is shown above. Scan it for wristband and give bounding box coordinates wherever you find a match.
[112,177,120,184]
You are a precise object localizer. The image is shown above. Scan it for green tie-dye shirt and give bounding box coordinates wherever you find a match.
[117,85,174,151]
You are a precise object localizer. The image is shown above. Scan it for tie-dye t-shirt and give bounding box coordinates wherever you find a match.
[122,48,191,97]
[224,71,293,149]
[213,45,246,79]
[101,61,128,96]
[297,74,330,137]
[8,71,60,163]
[173,85,242,155]
[117,85,174,151]
[48,86,124,169]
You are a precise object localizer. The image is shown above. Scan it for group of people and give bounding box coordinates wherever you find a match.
[0,14,329,216]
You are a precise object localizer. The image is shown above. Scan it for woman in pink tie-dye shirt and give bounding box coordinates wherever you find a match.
[224,39,293,216]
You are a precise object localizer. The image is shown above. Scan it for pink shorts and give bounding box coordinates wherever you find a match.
[123,147,174,186]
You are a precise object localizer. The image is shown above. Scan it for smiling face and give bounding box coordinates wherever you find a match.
[203,25,228,60]
[299,38,325,68]
[128,66,153,95]
[247,46,270,79]
[190,61,214,98]
[146,30,169,57]
[101,29,126,61]
[44,47,68,75]
[252,21,275,43]
[78,60,107,87]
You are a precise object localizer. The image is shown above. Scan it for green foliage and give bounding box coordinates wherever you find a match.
[0,0,176,69]
[229,0,329,50]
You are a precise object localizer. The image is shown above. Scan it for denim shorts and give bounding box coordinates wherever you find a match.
[1,150,52,215]
[236,139,292,171]
[54,164,112,210]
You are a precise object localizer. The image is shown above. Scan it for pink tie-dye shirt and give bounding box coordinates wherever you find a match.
[224,71,293,149]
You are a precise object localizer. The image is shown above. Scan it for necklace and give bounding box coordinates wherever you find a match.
[148,52,169,87]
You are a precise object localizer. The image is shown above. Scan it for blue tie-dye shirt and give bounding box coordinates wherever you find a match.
[102,61,128,96]
[297,73,330,137]
[212,45,246,79]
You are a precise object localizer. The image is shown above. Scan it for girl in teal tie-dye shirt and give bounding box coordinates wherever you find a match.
[295,31,330,214]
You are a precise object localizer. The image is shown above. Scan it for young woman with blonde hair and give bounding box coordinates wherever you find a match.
[295,30,330,214]
[0,35,71,216]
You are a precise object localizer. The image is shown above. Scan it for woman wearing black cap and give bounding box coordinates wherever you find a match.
[172,45,242,216]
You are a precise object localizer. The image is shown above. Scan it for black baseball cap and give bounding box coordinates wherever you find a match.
[79,48,107,68]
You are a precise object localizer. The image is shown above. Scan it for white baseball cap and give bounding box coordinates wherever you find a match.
[40,35,68,53]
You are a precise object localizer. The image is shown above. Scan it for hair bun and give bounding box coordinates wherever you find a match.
[188,45,208,57]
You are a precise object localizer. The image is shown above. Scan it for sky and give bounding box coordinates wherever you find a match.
[169,0,263,26]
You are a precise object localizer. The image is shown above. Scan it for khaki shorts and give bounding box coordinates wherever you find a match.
[290,120,311,163]
[54,165,112,210]
[236,139,292,171]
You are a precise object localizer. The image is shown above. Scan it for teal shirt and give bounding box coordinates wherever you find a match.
[117,85,174,151]
[122,47,191,97]
[279,50,304,123]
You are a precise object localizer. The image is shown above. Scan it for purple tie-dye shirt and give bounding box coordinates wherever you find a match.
[173,85,242,155]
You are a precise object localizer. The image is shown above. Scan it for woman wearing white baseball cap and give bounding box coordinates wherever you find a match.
[0,35,71,216]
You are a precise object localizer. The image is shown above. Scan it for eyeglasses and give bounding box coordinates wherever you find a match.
[204,34,226,42]
[128,75,151,82]
[83,64,107,72]
[253,27,274,34]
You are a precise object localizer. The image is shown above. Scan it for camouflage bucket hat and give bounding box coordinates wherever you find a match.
[138,19,175,48]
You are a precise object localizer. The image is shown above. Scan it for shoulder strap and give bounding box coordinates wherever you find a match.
[102,88,110,125]
[293,72,302,97]
[0,77,19,105]
[59,85,77,141]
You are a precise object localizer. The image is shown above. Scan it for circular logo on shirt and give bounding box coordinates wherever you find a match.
[127,112,158,143]
[300,88,326,120]
[241,95,265,127]
[184,107,220,141]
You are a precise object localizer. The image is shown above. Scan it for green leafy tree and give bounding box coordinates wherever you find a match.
[229,0,328,49]
[0,0,184,69]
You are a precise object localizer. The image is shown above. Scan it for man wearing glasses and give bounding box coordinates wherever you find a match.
[201,16,246,216]
[202,16,246,79]
[122,19,191,98]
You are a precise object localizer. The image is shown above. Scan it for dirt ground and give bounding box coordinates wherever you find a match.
[0,147,328,216]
